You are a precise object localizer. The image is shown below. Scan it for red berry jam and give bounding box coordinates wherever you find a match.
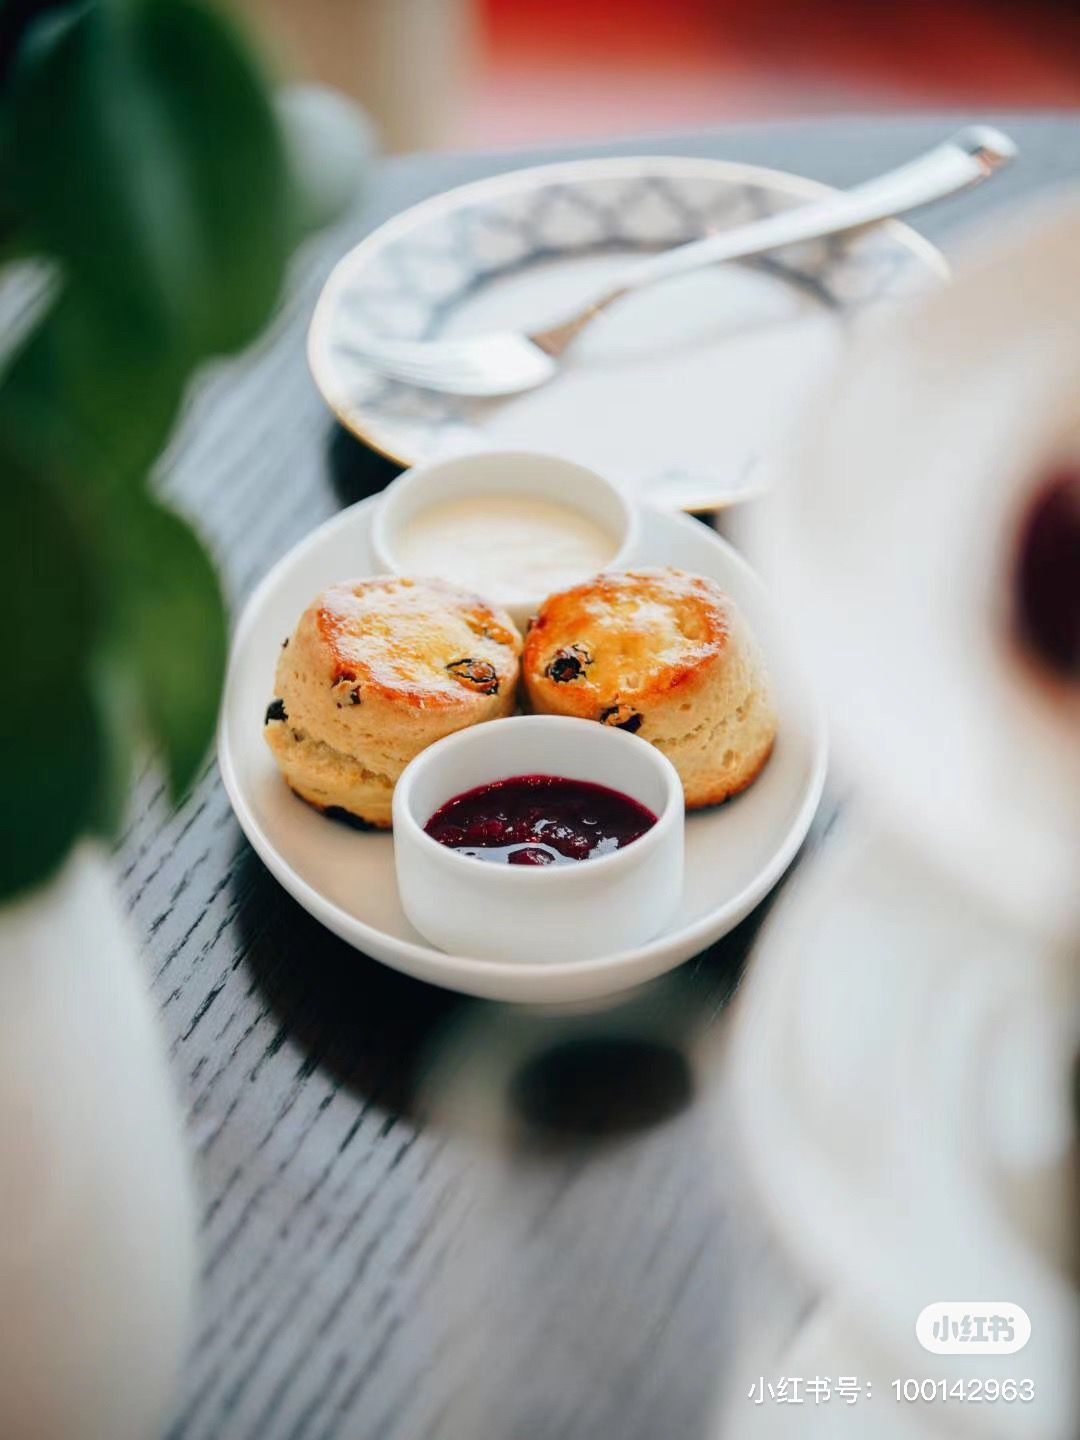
[424,775,657,866]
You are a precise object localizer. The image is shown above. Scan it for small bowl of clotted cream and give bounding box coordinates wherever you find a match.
[371,450,638,628]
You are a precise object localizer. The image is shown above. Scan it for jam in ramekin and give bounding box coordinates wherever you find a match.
[424,774,657,866]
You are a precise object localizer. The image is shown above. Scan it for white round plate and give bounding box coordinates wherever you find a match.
[728,822,1079,1437]
[219,499,826,1003]
[309,156,946,512]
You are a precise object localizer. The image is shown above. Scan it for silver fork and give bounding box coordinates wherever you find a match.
[338,126,1015,398]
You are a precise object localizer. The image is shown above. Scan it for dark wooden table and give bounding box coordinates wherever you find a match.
[128,113,1080,1440]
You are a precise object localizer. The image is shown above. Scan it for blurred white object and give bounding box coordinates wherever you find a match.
[0,847,195,1440]
[725,196,1080,1439]
[759,196,1080,936]
[725,823,1078,1440]
[277,84,375,231]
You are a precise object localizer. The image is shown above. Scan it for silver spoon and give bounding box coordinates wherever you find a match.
[338,126,1015,398]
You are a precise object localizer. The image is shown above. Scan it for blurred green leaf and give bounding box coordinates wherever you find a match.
[0,0,79,89]
[0,283,184,488]
[0,455,104,898]
[3,453,96,691]
[110,491,226,798]
[84,639,140,838]
[0,0,373,898]
[4,0,290,359]
[135,0,291,353]
[0,673,104,899]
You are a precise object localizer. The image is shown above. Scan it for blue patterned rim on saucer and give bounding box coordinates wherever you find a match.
[309,157,947,506]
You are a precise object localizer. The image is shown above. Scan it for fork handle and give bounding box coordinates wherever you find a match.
[624,126,1015,287]
[531,127,1016,355]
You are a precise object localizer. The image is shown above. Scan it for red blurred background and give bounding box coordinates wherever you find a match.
[468,0,1080,145]
[244,0,1080,152]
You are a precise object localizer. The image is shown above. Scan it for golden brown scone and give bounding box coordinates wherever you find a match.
[523,567,776,808]
[265,577,522,827]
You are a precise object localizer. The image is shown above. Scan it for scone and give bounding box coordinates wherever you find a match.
[265,576,522,827]
[523,567,776,808]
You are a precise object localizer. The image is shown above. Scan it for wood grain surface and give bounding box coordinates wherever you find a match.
[115,114,1080,1440]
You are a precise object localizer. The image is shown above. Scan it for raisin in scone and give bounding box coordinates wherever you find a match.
[523,568,776,808]
[265,577,522,827]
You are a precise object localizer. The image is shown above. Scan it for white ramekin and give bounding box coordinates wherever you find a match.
[392,716,684,964]
[370,449,638,629]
